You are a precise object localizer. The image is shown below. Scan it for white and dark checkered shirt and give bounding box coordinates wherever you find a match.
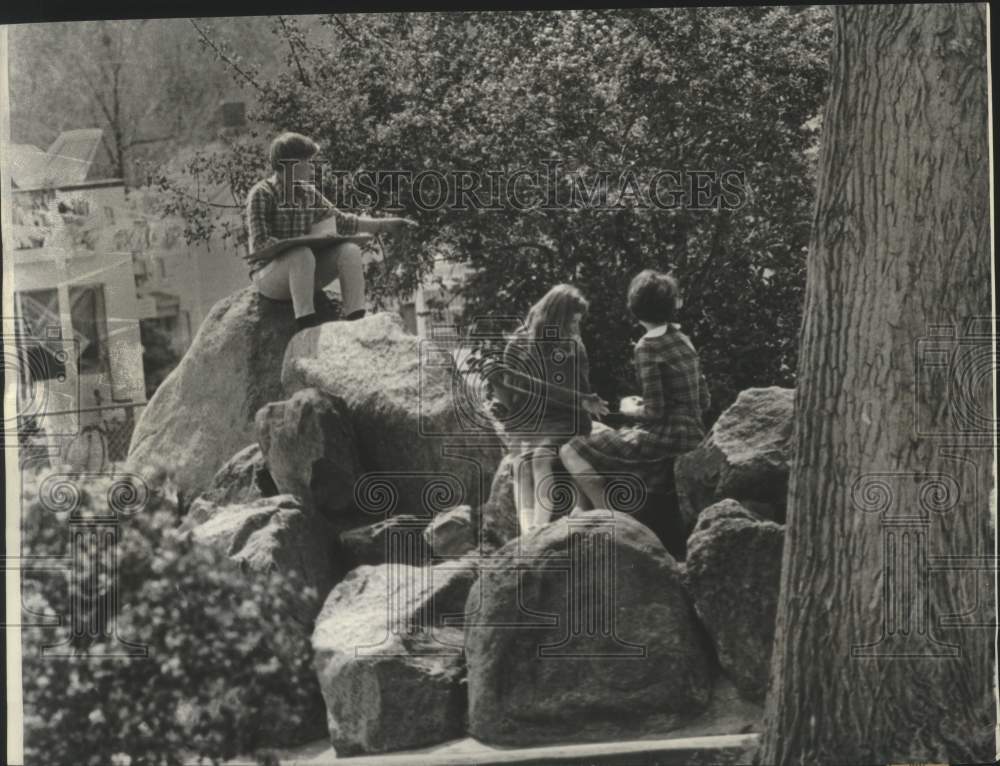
[244,175,361,274]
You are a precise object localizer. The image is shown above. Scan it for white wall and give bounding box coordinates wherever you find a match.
[13,249,146,422]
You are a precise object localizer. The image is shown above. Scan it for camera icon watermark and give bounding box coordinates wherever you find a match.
[913,317,997,439]
[3,318,81,446]
[848,466,998,660]
[418,314,588,441]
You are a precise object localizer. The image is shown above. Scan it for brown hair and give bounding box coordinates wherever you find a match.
[522,284,589,341]
[627,269,678,324]
[269,131,320,172]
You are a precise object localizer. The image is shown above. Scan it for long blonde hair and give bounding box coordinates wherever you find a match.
[521,284,588,341]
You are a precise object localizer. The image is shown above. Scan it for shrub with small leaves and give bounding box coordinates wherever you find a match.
[20,468,326,766]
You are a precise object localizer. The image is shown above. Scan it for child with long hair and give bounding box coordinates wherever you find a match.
[495,284,609,534]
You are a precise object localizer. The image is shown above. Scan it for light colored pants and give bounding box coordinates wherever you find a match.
[253,238,365,318]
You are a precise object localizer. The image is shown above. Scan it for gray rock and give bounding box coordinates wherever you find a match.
[675,387,794,530]
[191,494,342,631]
[464,511,713,746]
[339,515,432,568]
[255,388,363,523]
[128,287,339,501]
[181,443,275,532]
[684,515,784,702]
[281,313,504,516]
[423,505,479,558]
[311,562,477,755]
[479,453,519,550]
[691,498,766,536]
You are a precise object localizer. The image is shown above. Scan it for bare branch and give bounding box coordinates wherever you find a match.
[277,16,311,87]
[167,184,243,210]
[189,19,263,92]
[124,135,176,149]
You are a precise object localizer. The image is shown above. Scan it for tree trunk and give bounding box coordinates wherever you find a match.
[758,5,994,765]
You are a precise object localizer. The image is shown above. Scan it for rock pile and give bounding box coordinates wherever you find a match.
[128,288,791,754]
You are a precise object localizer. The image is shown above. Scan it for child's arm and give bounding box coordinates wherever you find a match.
[575,343,609,417]
[630,341,667,422]
[311,188,416,236]
[246,184,279,252]
[500,340,605,415]
[355,215,418,235]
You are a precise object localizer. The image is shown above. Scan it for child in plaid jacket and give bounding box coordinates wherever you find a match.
[245,132,416,330]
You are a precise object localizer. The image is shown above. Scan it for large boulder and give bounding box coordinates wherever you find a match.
[128,286,340,501]
[675,387,794,530]
[464,511,713,746]
[683,508,785,701]
[191,494,342,631]
[255,388,363,524]
[282,313,504,517]
[312,562,477,756]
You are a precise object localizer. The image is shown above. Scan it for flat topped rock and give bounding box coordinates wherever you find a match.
[282,313,504,516]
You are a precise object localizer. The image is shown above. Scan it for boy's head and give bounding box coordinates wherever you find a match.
[627,269,678,324]
[269,132,320,179]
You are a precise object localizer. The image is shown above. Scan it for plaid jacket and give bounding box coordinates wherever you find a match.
[244,176,361,274]
[632,326,710,453]
[495,333,593,439]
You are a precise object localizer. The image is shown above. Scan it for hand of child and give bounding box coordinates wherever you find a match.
[619,395,643,417]
[583,393,610,419]
[382,217,419,234]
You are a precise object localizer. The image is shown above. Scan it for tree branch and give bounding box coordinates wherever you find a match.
[167,183,243,210]
[124,135,176,149]
[277,16,311,87]
[189,19,263,92]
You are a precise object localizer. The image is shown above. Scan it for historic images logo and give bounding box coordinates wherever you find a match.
[275,159,749,212]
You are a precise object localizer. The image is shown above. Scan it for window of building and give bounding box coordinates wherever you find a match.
[14,289,65,384]
[69,285,109,375]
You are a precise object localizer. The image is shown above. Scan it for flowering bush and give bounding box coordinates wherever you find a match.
[19,469,326,766]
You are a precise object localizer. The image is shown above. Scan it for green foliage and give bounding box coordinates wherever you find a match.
[19,470,325,766]
[158,8,832,418]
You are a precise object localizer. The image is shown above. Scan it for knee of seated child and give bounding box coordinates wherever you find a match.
[282,245,315,267]
[333,241,363,262]
[558,441,576,464]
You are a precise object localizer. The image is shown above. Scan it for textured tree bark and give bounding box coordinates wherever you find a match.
[757,5,995,765]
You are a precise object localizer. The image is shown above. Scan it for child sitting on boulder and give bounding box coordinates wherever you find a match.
[245,131,417,330]
[493,284,609,534]
[559,269,710,540]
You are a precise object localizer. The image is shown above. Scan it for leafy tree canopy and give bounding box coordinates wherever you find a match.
[159,8,832,417]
